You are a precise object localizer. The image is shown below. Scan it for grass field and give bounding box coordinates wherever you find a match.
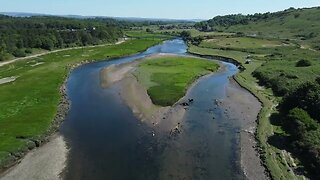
[125,30,173,38]
[134,56,219,106]
[193,34,320,95]
[152,28,235,38]
[0,37,166,167]
[200,36,284,49]
[220,7,320,50]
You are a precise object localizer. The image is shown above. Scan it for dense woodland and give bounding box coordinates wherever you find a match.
[0,15,193,61]
[0,15,125,61]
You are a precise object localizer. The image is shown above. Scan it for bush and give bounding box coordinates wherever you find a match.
[316,77,320,84]
[146,28,153,33]
[285,108,318,138]
[284,108,320,178]
[180,30,191,40]
[281,81,320,121]
[25,48,33,54]
[12,49,26,57]
[296,59,311,67]
[294,13,300,18]
[236,32,244,36]
[0,54,6,61]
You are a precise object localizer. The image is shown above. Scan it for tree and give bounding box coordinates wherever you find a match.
[316,77,320,84]
[285,108,318,138]
[146,28,153,33]
[12,49,26,57]
[180,31,191,40]
[0,41,6,61]
[41,37,54,50]
[281,81,320,122]
[0,16,124,57]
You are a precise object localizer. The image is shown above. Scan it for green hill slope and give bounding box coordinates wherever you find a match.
[197,7,320,49]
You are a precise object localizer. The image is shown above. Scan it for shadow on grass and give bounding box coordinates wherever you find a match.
[269,113,282,126]
[267,133,288,150]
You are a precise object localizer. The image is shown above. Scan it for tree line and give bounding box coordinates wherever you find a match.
[0,15,125,61]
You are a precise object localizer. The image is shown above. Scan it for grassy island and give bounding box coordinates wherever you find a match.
[134,56,219,106]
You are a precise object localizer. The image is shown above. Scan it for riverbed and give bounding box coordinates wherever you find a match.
[0,39,267,180]
[58,39,267,179]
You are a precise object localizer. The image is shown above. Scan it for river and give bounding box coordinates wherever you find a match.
[60,39,260,179]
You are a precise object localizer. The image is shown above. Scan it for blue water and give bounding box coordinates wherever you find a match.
[61,39,245,180]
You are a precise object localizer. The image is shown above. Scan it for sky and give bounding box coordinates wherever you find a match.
[0,0,319,20]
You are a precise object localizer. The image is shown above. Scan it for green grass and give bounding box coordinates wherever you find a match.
[155,29,234,37]
[200,36,284,49]
[221,7,320,50]
[125,30,173,38]
[0,37,166,166]
[188,29,235,37]
[134,56,219,106]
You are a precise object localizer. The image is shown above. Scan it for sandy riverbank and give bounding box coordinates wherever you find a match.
[0,58,90,179]
[0,134,68,180]
[220,78,269,180]
[100,54,186,133]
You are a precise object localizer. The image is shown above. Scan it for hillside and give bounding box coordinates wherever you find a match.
[192,6,320,180]
[196,7,320,49]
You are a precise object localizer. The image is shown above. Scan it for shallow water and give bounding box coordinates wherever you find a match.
[60,39,245,179]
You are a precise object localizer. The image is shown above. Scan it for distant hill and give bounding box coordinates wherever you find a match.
[0,12,198,23]
[196,7,320,49]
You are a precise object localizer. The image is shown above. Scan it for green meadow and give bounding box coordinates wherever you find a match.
[199,36,284,50]
[0,37,165,167]
[134,56,219,106]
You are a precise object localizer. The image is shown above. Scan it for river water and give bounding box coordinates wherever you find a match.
[60,39,246,179]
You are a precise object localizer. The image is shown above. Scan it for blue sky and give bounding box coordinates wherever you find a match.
[0,0,319,19]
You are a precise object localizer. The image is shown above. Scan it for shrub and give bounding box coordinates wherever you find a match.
[296,59,311,67]
[281,81,320,121]
[284,108,320,178]
[285,108,318,138]
[180,30,191,40]
[146,28,153,33]
[25,48,33,54]
[0,54,6,61]
[12,49,26,57]
[316,77,320,84]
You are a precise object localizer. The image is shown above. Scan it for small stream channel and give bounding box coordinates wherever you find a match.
[60,39,248,179]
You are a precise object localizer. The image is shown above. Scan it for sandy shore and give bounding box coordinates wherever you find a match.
[220,78,269,180]
[100,54,186,133]
[0,134,68,180]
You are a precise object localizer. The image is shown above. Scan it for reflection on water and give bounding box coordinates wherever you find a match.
[61,39,245,179]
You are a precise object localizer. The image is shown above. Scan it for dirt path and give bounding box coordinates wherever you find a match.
[0,135,68,180]
[0,38,128,68]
